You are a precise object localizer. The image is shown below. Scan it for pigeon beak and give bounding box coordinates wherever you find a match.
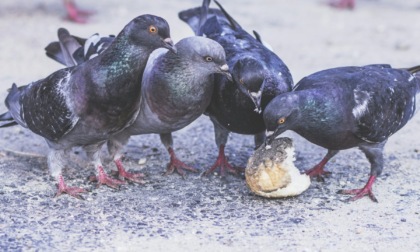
[162,38,177,54]
[265,128,279,145]
[248,90,262,114]
[219,64,232,81]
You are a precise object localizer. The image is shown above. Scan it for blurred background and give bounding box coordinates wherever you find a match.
[1,0,420,89]
[0,1,419,251]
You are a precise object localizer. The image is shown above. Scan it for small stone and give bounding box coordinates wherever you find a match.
[138,158,147,165]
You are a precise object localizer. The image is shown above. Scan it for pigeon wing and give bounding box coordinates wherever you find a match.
[19,69,79,142]
[353,67,417,143]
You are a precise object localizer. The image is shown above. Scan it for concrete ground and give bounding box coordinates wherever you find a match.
[0,0,419,251]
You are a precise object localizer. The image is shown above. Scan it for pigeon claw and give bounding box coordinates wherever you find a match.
[338,188,378,203]
[305,165,331,178]
[164,148,198,177]
[204,159,243,177]
[338,175,378,202]
[203,147,243,177]
[164,157,198,177]
[114,159,146,184]
[96,166,125,189]
[55,175,86,200]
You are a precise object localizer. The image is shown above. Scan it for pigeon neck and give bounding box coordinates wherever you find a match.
[293,91,342,140]
[151,58,213,104]
[98,37,150,83]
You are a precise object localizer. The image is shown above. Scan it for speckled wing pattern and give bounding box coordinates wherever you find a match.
[353,65,418,143]
[19,69,79,142]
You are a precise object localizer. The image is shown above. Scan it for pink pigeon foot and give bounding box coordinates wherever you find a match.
[329,0,355,9]
[114,158,146,184]
[204,145,243,177]
[164,148,198,176]
[55,174,86,199]
[63,0,95,23]
[338,175,378,202]
[95,165,125,189]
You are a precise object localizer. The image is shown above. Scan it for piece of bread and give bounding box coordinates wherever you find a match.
[245,137,310,198]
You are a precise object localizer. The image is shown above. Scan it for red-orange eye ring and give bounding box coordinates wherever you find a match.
[149,25,158,33]
[278,117,286,124]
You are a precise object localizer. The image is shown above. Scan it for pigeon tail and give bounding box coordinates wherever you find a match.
[57,28,82,66]
[0,84,26,128]
[213,0,241,30]
[406,65,420,74]
[45,42,65,65]
[197,0,211,36]
[0,111,17,127]
[45,28,85,66]
[406,65,420,93]
[45,28,114,67]
[252,30,274,51]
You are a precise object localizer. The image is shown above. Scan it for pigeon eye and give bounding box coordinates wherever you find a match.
[149,25,158,34]
[239,78,244,84]
[205,56,213,62]
[278,117,286,124]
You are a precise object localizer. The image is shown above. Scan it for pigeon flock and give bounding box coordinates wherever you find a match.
[0,0,419,203]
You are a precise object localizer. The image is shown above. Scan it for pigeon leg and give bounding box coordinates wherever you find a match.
[205,119,242,176]
[164,147,199,176]
[107,134,145,183]
[48,149,86,199]
[63,0,94,23]
[160,133,198,176]
[338,175,378,202]
[305,149,338,178]
[113,156,146,184]
[329,0,355,9]
[204,144,242,177]
[84,143,125,189]
[338,143,384,202]
[55,174,86,199]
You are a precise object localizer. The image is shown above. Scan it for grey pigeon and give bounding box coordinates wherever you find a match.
[264,64,420,202]
[45,33,231,178]
[107,36,231,177]
[179,0,293,177]
[0,15,176,199]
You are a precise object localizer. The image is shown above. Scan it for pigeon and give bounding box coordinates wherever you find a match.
[264,64,420,202]
[0,14,176,199]
[329,0,355,9]
[45,32,231,178]
[179,0,293,176]
[63,0,94,23]
[107,36,231,177]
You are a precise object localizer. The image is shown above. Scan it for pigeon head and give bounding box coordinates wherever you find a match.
[263,93,300,144]
[176,36,231,80]
[122,14,176,54]
[232,57,267,113]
